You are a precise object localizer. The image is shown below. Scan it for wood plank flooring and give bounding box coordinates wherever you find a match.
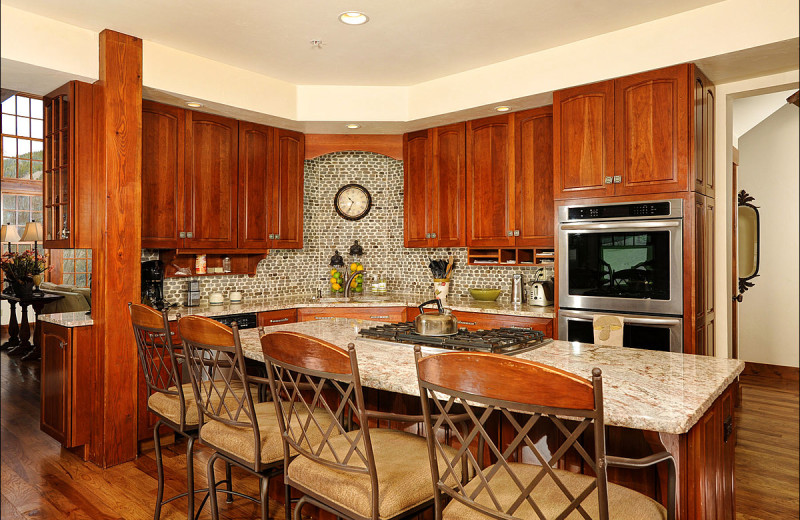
[1,350,798,519]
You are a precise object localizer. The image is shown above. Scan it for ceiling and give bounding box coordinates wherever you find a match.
[1,0,722,86]
[733,89,797,144]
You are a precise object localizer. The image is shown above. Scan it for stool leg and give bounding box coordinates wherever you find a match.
[293,496,308,520]
[207,453,220,520]
[260,476,270,520]
[186,436,196,520]
[153,420,165,520]
[225,462,233,503]
[284,483,291,520]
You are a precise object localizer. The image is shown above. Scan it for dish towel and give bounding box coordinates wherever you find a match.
[592,314,625,347]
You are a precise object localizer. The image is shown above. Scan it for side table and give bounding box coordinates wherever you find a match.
[1,293,64,361]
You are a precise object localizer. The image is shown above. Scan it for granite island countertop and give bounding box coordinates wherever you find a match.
[236,318,743,435]
[37,294,554,328]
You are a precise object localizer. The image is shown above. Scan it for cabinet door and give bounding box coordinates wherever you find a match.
[238,121,272,249]
[450,311,553,337]
[257,309,297,327]
[41,323,69,445]
[553,81,615,199]
[184,111,239,249]
[703,84,715,196]
[297,307,407,323]
[403,130,433,248]
[432,123,466,247]
[142,101,185,248]
[466,114,515,247]
[515,107,554,246]
[614,64,691,195]
[270,128,304,249]
[693,68,716,197]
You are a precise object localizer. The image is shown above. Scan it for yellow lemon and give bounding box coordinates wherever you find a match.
[356,265,364,272]
[330,269,337,275]
[350,262,358,272]
[331,283,341,291]
[330,277,337,284]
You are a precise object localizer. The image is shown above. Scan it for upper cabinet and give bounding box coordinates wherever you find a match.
[43,81,93,249]
[514,106,554,247]
[554,64,713,200]
[141,102,304,250]
[403,123,466,248]
[694,68,716,197]
[466,114,516,247]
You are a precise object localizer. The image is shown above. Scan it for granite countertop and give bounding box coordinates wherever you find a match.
[237,319,743,435]
[37,294,554,328]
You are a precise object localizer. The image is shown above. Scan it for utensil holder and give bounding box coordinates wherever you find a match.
[434,279,450,301]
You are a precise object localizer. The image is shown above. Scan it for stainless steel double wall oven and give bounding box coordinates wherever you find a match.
[558,199,684,352]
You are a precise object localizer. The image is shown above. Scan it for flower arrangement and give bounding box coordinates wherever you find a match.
[1,250,50,296]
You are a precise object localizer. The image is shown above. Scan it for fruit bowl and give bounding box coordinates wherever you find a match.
[469,288,501,301]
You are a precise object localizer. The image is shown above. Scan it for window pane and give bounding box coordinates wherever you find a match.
[16,117,30,137]
[3,194,16,210]
[33,211,42,223]
[16,97,29,117]
[63,273,74,285]
[2,210,13,224]
[3,158,16,178]
[17,159,30,179]
[31,161,43,180]
[64,259,74,272]
[17,139,30,157]
[64,249,74,259]
[31,139,43,157]
[3,137,16,157]
[31,119,43,139]
[75,259,86,272]
[30,99,43,119]
[76,274,87,287]
[32,196,42,212]
[2,114,15,134]
[18,196,30,211]
[2,97,15,115]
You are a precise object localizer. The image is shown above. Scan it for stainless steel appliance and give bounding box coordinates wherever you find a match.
[510,273,525,304]
[414,299,459,336]
[558,199,683,316]
[209,312,258,329]
[186,280,201,307]
[529,281,554,306]
[558,309,682,353]
[359,322,551,355]
[141,260,166,310]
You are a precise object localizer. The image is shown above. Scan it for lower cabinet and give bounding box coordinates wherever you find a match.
[449,311,554,337]
[257,309,298,327]
[40,322,93,449]
[297,307,408,323]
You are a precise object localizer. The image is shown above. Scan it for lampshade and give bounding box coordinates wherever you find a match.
[1,223,20,243]
[20,221,44,242]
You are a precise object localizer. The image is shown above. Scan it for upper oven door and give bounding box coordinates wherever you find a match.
[558,218,683,315]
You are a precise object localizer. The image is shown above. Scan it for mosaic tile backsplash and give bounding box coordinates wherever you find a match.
[151,151,549,306]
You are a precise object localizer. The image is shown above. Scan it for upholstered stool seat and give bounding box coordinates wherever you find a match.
[148,381,258,427]
[443,462,666,520]
[288,428,461,520]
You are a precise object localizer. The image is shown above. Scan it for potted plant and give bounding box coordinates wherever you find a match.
[1,250,50,299]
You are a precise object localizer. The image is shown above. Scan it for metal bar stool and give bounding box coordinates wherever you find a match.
[129,303,233,520]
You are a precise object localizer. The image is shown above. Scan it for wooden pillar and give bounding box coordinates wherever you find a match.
[90,30,142,467]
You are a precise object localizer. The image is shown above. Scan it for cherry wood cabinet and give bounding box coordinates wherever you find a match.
[42,81,93,249]
[403,123,466,248]
[297,307,407,323]
[270,128,304,249]
[554,64,713,199]
[141,100,185,248]
[40,323,93,450]
[257,308,298,327]
[184,111,239,249]
[466,114,516,247]
[238,121,273,249]
[449,311,553,337]
[691,194,716,356]
[514,107,555,246]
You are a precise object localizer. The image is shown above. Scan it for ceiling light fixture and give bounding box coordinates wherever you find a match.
[495,106,511,112]
[346,123,361,129]
[339,11,369,25]
[186,101,203,108]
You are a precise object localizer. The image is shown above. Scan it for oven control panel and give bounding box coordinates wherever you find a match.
[567,201,671,220]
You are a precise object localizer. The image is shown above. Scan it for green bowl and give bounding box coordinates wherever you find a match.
[469,288,501,301]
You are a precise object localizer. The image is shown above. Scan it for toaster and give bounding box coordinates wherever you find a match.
[528,280,554,306]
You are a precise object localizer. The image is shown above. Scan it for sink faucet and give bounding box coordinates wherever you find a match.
[344,269,367,298]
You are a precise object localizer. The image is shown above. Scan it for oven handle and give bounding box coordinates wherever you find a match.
[559,309,681,327]
[560,221,680,231]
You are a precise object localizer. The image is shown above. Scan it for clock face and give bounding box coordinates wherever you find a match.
[334,183,372,221]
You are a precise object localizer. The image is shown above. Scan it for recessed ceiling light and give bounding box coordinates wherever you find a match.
[339,11,369,25]
[495,106,511,112]
[186,101,203,108]
[346,123,361,129]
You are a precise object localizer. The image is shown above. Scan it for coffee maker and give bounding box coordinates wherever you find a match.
[141,260,166,310]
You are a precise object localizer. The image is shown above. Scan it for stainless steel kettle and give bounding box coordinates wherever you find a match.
[414,299,459,336]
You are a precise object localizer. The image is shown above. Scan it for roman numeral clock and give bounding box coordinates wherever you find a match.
[334,183,372,221]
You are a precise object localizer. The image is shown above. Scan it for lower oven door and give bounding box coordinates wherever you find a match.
[558,309,682,353]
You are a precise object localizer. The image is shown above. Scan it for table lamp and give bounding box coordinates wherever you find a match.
[1,223,20,253]
[20,221,44,294]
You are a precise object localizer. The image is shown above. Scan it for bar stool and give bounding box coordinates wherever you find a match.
[129,303,232,520]
[178,315,290,520]
[260,331,464,520]
[413,347,675,519]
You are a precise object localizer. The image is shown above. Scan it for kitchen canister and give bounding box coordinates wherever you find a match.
[195,254,207,274]
[433,278,450,301]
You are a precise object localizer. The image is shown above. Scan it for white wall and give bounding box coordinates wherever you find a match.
[737,103,799,367]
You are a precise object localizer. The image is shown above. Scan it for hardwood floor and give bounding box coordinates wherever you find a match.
[1,349,798,519]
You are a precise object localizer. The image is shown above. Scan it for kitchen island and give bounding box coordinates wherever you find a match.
[238,318,743,519]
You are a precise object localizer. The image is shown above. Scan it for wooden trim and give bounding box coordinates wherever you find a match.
[742,362,800,381]
[0,178,43,195]
[788,90,799,107]
[304,134,402,160]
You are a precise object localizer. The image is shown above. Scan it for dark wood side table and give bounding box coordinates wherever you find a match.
[1,293,64,361]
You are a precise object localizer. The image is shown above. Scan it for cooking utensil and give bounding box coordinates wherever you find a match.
[414,299,459,336]
[469,288,501,301]
[444,254,454,280]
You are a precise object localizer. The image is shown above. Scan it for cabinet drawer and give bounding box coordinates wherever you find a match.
[297,307,407,323]
[257,309,298,327]
[450,311,553,337]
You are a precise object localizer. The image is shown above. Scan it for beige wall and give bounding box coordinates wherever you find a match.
[737,103,799,367]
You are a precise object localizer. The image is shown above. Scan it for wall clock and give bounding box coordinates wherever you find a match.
[334,183,372,221]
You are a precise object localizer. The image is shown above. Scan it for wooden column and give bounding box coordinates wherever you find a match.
[90,30,142,467]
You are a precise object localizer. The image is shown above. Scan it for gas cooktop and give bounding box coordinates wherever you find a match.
[358,322,552,355]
